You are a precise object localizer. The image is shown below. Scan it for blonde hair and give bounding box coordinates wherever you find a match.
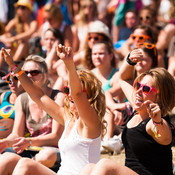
[24,55,48,73]
[134,67,175,116]
[44,3,63,24]
[64,69,107,138]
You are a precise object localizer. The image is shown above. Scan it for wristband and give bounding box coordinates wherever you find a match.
[153,119,163,125]
[126,53,136,66]
[15,70,24,77]
[11,65,18,71]
[29,138,32,147]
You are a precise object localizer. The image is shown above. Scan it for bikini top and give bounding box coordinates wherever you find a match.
[0,91,15,120]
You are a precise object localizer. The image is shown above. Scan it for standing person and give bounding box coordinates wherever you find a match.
[0,45,106,175]
[0,55,65,174]
[79,49,175,175]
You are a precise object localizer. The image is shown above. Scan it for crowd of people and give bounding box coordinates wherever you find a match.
[0,0,175,175]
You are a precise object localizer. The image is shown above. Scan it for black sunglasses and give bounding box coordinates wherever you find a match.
[18,5,27,10]
[24,70,42,76]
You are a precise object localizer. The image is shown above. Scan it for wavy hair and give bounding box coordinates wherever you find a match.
[64,69,107,138]
[134,67,175,116]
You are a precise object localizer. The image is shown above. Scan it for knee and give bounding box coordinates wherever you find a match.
[16,157,31,168]
[34,148,57,167]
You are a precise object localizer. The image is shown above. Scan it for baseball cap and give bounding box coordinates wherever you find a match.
[14,0,33,12]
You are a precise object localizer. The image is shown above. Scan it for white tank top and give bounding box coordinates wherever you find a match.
[57,119,101,175]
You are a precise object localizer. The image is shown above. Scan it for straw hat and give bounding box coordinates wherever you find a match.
[88,20,111,39]
[14,0,33,12]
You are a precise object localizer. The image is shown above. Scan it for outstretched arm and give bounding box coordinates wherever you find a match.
[57,45,101,138]
[119,49,143,106]
[1,48,65,126]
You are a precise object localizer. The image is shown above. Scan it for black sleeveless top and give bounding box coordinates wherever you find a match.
[122,114,173,175]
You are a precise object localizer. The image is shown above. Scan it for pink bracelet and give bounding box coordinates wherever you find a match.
[11,65,18,71]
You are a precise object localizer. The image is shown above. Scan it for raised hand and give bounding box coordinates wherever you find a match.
[144,100,161,122]
[1,48,15,68]
[57,44,72,62]
[129,48,143,64]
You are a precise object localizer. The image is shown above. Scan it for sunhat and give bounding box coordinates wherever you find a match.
[88,20,111,39]
[14,0,33,12]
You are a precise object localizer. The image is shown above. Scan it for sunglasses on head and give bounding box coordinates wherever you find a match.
[140,16,150,21]
[137,42,157,55]
[87,35,103,41]
[130,34,150,41]
[24,70,42,76]
[134,82,157,95]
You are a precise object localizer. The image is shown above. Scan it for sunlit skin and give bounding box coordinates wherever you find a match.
[22,61,45,87]
[87,33,103,49]
[135,51,153,75]
[139,9,154,26]
[43,11,59,28]
[133,75,158,113]
[125,12,138,29]
[91,43,113,68]
[44,30,57,52]
[16,6,31,21]
[132,28,150,47]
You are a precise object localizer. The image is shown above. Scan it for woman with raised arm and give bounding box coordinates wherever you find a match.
[78,49,175,175]
[0,45,106,175]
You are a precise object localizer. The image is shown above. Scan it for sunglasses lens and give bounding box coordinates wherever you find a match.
[25,70,42,76]
[94,36,99,41]
[14,76,18,80]
[132,36,136,40]
[63,86,69,95]
[142,85,150,94]
[88,36,91,40]
[139,36,144,40]
[136,82,141,90]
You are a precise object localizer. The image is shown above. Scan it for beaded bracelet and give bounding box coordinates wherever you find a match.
[153,119,163,125]
[126,52,137,66]
[11,65,18,72]
[28,138,32,147]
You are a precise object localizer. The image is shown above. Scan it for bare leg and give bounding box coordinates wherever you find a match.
[89,158,138,175]
[78,163,96,175]
[34,148,57,168]
[0,152,21,175]
[12,157,56,175]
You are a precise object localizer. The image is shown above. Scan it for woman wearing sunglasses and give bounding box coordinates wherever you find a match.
[79,48,175,175]
[0,54,65,173]
[0,0,38,62]
[0,71,24,139]
[1,45,106,175]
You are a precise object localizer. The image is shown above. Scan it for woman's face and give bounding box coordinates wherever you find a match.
[87,33,103,49]
[133,75,157,111]
[43,11,56,27]
[16,6,30,19]
[44,30,56,52]
[131,28,150,47]
[139,9,154,26]
[92,43,112,67]
[22,61,45,87]
[135,50,152,74]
